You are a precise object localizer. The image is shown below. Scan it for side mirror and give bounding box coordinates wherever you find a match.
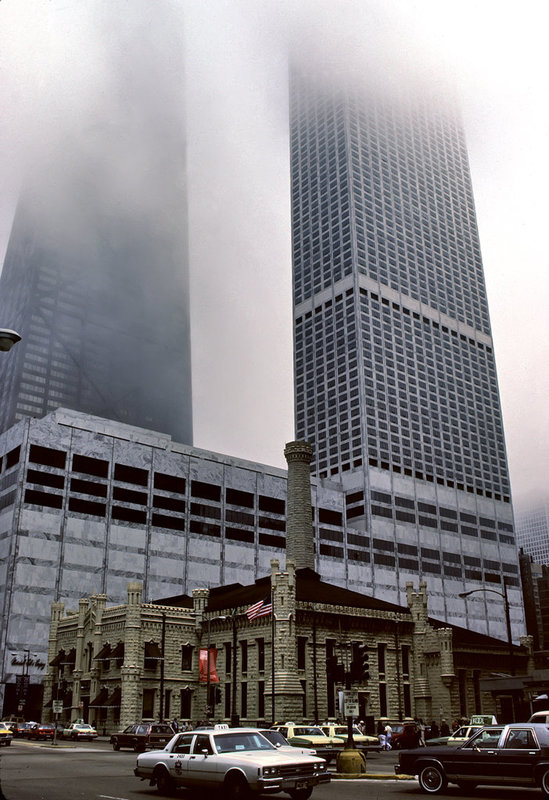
[201,748,210,756]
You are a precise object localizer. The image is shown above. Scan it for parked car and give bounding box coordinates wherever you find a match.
[28,723,55,741]
[427,724,484,747]
[388,721,420,749]
[12,721,36,738]
[134,725,330,798]
[110,722,175,752]
[270,723,343,763]
[394,723,549,794]
[319,723,379,748]
[0,722,13,746]
[62,723,97,741]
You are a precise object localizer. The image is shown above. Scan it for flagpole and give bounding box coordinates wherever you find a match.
[271,584,275,724]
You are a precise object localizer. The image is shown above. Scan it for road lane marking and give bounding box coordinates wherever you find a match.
[98,795,131,800]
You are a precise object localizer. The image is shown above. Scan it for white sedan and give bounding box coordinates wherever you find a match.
[134,725,330,799]
[62,723,98,741]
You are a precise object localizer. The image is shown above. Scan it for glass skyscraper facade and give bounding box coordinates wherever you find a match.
[516,501,549,566]
[290,70,520,633]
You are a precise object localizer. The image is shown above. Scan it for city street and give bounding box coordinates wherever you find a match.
[0,739,544,800]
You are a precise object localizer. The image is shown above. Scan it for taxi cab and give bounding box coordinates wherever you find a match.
[319,723,379,748]
[270,723,343,760]
[134,724,329,798]
[0,722,13,746]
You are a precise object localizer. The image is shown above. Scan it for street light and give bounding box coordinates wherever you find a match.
[459,584,514,675]
[0,329,21,352]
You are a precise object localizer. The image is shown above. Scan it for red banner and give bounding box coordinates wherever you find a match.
[199,648,219,683]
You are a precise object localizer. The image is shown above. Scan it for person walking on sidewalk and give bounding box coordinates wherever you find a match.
[384,723,393,750]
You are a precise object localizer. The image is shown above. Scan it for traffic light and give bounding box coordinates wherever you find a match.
[326,656,345,683]
[359,644,370,681]
[350,643,370,682]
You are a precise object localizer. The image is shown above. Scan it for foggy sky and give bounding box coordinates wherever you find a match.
[1,0,548,508]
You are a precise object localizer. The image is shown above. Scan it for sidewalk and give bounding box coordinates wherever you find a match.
[331,749,414,780]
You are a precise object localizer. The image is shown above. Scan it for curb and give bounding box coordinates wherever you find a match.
[332,772,415,780]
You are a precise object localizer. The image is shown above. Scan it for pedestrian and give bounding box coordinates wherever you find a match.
[440,718,450,737]
[429,721,439,739]
[418,718,426,747]
[358,720,366,735]
[171,718,179,733]
[384,723,392,750]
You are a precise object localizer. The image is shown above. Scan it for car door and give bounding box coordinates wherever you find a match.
[165,733,194,785]
[442,728,503,783]
[186,733,217,786]
[119,725,137,748]
[497,727,539,785]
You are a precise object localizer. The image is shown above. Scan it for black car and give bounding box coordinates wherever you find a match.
[396,723,549,794]
[110,722,175,752]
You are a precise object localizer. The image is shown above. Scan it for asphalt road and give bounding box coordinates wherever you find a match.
[0,739,544,800]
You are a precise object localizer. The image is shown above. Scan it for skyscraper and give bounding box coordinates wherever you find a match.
[0,3,192,444]
[516,500,549,566]
[290,67,520,631]
[0,148,193,443]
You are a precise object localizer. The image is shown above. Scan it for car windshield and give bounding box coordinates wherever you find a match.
[260,730,287,747]
[294,727,324,736]
[214,732,276,753]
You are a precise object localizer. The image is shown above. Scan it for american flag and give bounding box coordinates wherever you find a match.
[246,597,272,620]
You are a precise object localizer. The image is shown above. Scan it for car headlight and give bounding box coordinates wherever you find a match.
[315,763,326,771]
[263,766,280,776]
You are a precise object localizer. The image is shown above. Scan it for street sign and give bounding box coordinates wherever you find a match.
[343,689,359,717]
[52,700,63,714]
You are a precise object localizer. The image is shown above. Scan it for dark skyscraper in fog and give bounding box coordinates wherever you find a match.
[0,142,193,444]
[0,2,192,444]
[290,67,519,631]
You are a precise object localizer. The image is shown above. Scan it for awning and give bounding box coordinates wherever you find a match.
[94,643,111,661]
[49,650,65,667]
[110,642,124,660]
[145,642,162,659]
[62,648,76,666]
[105,687,121,707]
[89,688,110,708]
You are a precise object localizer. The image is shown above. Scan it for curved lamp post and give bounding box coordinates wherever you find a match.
[0,329,21,352]
[458,584,514,675]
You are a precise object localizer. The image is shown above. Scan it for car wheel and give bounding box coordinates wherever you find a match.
[224,771,252,799]
[541,768,549,794]
[112,739,120,751]
[418,764,447,794]
[154,767,176,796]
[288,789,313,800]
